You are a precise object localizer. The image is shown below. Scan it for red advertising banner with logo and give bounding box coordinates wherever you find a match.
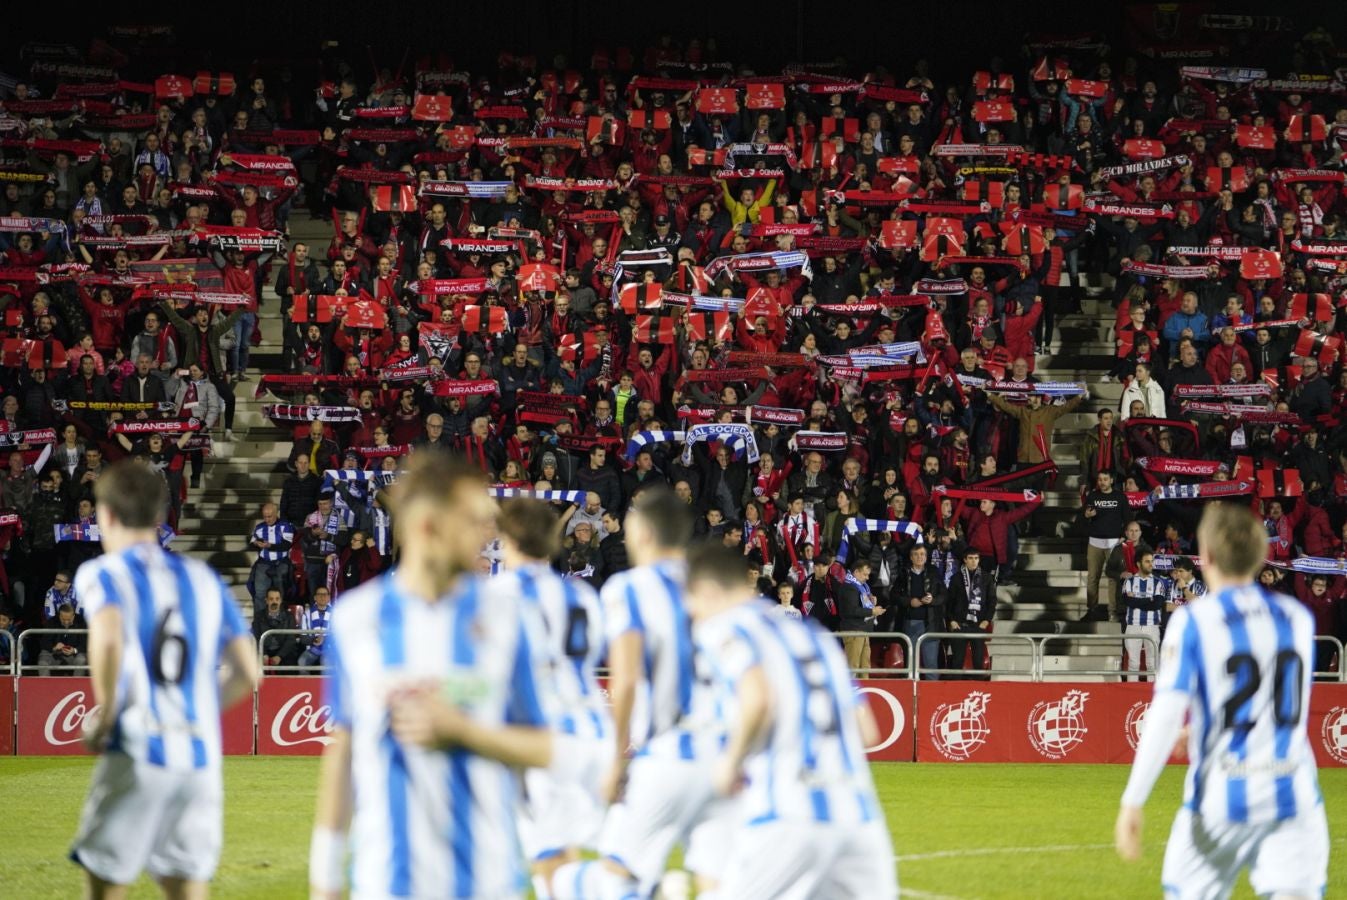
[256,676,334,756]
[1310,682,1347,768]
[15,677,254,756]
[856,679,914,763]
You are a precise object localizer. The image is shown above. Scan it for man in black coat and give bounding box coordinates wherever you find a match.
[894,543,947,679]
[575,445,622,515]
[800,553,840,633]
[597,511,629,584]
[119,354,169,408]
[946,547,998,679]
[837,559,884,671]
[280,453,324,526]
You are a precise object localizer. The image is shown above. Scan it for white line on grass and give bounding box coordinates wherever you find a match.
[897,842,1113,862]
[902,889,969,900]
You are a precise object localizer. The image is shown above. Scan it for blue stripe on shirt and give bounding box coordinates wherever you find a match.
[449,579,479,897]
[377,577,412,897]
[164,553,206,769]
[123,553,166,767]
[1218,591,1252,822]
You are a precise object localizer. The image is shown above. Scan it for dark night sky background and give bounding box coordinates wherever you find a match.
[6,2,1347,88]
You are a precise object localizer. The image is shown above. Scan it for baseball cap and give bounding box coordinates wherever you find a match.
[654,214,670,226]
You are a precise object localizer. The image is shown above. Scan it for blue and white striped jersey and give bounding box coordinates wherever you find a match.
[324,570,546,899]
[698,600,881,828]
[251,521,294,563]
[1121,574,1170,626]
[75,541,248,772]
[1157,586,1321,824]
[506,562,611,740]
[602,560,723,759]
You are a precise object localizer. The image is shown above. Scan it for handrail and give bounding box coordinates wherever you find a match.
[913,632,1038,679]
[16,628,90,675]
[1313,636,1345,683]
[257,628,331,674]
[835,631,913,678]
[1036,633,1160,682]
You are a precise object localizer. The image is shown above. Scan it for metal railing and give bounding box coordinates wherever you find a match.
[257,629,331,674]
[1036,633,1160,682]
[835,631,912,678]
[0,630,13,675]
[914,632,1039,679]
[1314,636,1345,680]
[16,629,90,676]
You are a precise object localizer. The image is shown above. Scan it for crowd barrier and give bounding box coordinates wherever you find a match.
[2,631,1344,766]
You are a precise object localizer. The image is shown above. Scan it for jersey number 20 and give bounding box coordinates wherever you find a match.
[1222,651,1303,733]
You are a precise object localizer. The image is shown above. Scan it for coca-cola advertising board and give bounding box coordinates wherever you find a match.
[16,677,253,755]
[256,677,334,755]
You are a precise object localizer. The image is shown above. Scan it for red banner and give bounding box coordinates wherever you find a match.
[856,679,915,762]
[256,676,334,756]
[1310,682,1347,768]
[16,676,252,755]
[0,677,10,755]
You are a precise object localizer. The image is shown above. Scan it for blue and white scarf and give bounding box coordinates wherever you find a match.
[625,430,687,461]
[682,422,760,465]
[836,518,924,564]
[488,487,585,503]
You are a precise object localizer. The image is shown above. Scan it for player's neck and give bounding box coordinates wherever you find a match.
[394,561,463,603]
[1203,572,1252,594]
[634,548,681,567]
[102,528,160,554]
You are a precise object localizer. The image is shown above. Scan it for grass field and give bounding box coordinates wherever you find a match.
[0,758,1341,898]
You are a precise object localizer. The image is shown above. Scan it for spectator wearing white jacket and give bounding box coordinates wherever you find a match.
[172,362,222,488]
[1118,362,1166,421]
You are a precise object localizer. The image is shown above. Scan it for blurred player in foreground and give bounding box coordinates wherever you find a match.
[309,456,556,899]
[686,542,898,900]
[1116,504,1329,899]
[71,460,259,900]
[552,487,729,899]
[494,499,612,898]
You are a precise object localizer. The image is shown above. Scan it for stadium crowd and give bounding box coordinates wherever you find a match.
[1,25,1346,678]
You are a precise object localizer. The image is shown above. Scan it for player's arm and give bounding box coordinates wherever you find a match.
[82,605,123,752]
[218,634,259,710]
[310,727,353,900]
[606,629,641,763]
[1116,608,1196,861]
[715,663,771,795]
[392,698,554,768]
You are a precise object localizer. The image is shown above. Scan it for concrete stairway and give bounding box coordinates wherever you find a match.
[986,288,1128,680]
[173,217,333,611]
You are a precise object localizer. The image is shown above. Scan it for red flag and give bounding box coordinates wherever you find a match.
[1065,79,1108,98]
[412,94,454,122]
[879,220,918,250]
[154,75,193,102]
[1293,330,1342,367]
[1031,57,1071,82]
[1287,114,1327,143]
[1240,248,1282,280]
[696,88,739,115]
[1122,138,1167,160]
[619,283,663,314]
[1289,292,1332,323]
[2,338,66,370]
[1000,223,1045,256]
[462,305,508,333]
[1207,166,1251,192]
[821,117,861,142]
[1257,466,1303,499]
[633,315,675,344]
[193,71,236,97]
[290,294,341,323]
[921,230,966,263]
[371,185,417,213]
[442,125,477,151]
[972,100,1016,123]
[342,299,388,330]
[961,179,1004,206]
[876,157,920,176]
[586,116,623,145]
[972,72,1014,96]
[1043,183,1083,210]
[744,83,786,110]
[686,311,732,343]
[627,109,671,130]
[1235,125,1277,150]
[517,263,561,294]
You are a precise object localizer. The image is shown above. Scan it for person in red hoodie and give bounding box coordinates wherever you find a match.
[212,246,276,379]
[76,284,136,358]
[1293,573,1344,678]
[734,310,786,353]
[1001,294,1043,372]
[958,492,1043,584]
[1204,326,1253,383]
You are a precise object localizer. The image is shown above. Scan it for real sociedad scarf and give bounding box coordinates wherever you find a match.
[1267,556,1347,575]
[488,487,585,503]
[836,518,924,564]
[682,423,759,465]
[625,430,687,460]
[55,523,174,546]
[1179,66,1267,83]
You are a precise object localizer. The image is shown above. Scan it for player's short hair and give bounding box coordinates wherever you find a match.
[627,487,693,549]
[687,542,750,591]
[388,452,484,516]
[1197,503,1267,579]
[93,460,167,528]
[497,499,560,560]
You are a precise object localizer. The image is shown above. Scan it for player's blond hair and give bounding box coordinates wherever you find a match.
[1197,503,1268,579]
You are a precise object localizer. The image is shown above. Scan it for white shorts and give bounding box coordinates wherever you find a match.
[517,736,611,862]
[71,751,223,885]
[718,819,898,900]
[1162,804,1329,900]
[597,755,723,893]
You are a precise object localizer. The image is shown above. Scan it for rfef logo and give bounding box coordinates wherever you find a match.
[928,691,991,761]
[1027,689,1090,760]
[1321,706,1347,765]
[1124,700,1149,752]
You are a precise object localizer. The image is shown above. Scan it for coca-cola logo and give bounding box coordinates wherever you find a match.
[44,690,100,746]
[270,691,334,747]
[856,685,906,754]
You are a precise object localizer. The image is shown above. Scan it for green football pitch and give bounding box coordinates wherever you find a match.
[0,758,1341,899]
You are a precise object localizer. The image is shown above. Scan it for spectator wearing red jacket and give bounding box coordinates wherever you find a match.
[1204,327,1253,383]
[1001,295,1042,372]
[958,494,1042,584]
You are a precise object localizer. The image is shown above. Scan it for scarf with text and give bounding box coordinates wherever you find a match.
[682,423,759,465]
[263,404,363,423]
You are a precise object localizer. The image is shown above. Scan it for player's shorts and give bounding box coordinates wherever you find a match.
[597,754,725,893]
[70,751,223,885]
[1162,803,1329,900]
[718,819,898,900]
[517,736,610,862]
